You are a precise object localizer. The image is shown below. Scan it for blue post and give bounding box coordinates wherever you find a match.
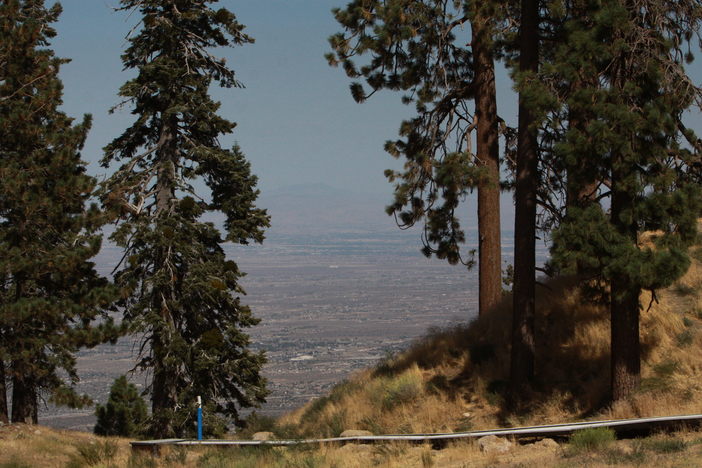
[197,396,203,441]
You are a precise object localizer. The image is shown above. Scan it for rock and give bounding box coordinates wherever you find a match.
[478,435,513,454]
[33,429,41,435]
[340,429,373,438]
[462,412,472,418]
[252,431,274,441]
[533,438,559,450]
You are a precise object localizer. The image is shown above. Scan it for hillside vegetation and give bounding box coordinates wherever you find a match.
[5,243,702,467]
[264,243,702,440]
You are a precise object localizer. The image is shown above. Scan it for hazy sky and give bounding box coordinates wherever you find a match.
[52,1,702,203]
[52,0,520,198]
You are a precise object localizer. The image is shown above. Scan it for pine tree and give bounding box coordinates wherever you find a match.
[328,0,504,316]
[100,0,270,437]
[548,0,702,400]
[0,0,118,424]
[508,0,541,403]
[94,376,148,437]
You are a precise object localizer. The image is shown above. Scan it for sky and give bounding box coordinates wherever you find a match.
[52,0,519,199]
[51,1,702,210]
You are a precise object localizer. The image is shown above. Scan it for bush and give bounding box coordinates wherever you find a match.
[237,411,277,439]
[379,367,424,410]
[94,375,148,437]
[569,427,616,453]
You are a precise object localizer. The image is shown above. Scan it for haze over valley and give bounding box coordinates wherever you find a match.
[42,184,539,431]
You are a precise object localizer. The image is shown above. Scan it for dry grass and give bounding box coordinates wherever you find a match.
[7,235,702,467]
[9,427,702,467]
[276,240,702,438]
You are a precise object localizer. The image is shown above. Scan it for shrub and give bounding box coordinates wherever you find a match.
[236,411,277,439]
[94,375,148,437]
[676,329,695,347]
[569,427,616,453]
[381,368,424,410]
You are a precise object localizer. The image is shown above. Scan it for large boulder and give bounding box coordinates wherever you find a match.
[477,435,513,454]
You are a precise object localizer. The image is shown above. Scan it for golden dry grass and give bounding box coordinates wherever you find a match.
[7,234,702,467]
[277,241,702,439]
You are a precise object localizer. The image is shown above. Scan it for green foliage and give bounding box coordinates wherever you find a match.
[100,0,269,437]
[0,0,119,421]
[376,370,424,410]
[676,329,695,347]
[328,0,505,266]
[568,427,616,453]
[545,0,702,399]
[239,411,277,437]
[94,376,148,437]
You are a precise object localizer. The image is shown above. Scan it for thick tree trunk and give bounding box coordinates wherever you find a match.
[0,361,8,424]
[151,332,177,437]
[11,373,37,424]
[610,279,640,400]
[610,175,640,401]
[151,118,179,438]
[510,0,539,402]
[472,18,502,317]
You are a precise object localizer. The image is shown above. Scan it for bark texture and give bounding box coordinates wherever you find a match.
[610,174,641,401]
[11,374,37,424]
[510,0,540,401]
[0,362,8,424]
[473,17,502,316]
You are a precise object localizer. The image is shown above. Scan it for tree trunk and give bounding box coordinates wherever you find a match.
[610,279,640,400]
[0,361,8,424]
[151,332,176,437]
[151,117,179,438]
[11,373,37,424]
[510,0,540,402]
[610,173,640,401]
[472,16,502,316]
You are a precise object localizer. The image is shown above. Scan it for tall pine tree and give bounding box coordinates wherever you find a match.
[328,0,504,316]
[0,0,118,424]
[548,0,702,400]
[508,0,542,403]
[100,0,269,437]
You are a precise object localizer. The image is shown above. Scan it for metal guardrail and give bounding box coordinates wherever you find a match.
[131,413,702,453]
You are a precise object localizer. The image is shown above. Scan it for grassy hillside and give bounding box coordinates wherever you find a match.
[270,247,702,439]
[4,240,702,467]
[4,423,702,467]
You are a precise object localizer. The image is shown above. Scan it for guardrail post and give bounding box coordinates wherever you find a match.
[197,396,203,441]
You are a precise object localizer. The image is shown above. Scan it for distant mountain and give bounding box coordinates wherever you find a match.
[257,183,398,236]
[255,183,515,238]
